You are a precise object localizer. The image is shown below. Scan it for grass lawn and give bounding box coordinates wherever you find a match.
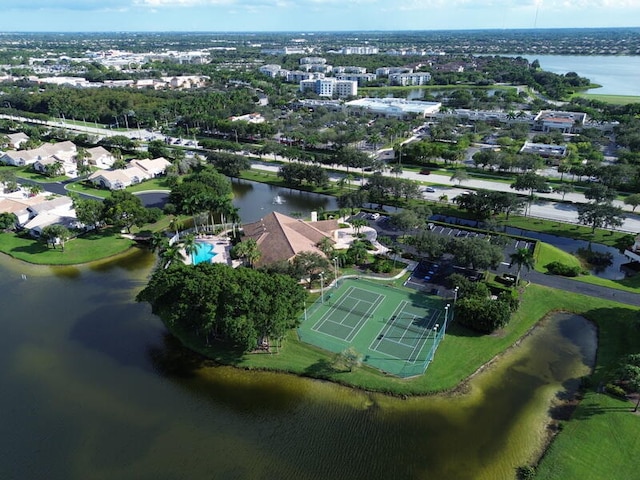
[65,178,172,198]
[65,182,111,198]
[535,242,583,274]
[0,229,135,265]
[0,165,67,183]
[572,93,640,105]
[498,216,632,249]
[535,392,640,480]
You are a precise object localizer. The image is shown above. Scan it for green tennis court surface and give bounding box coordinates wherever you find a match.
[298,278,449,378]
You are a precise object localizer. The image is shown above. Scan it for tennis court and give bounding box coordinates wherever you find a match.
[299,278,449,378]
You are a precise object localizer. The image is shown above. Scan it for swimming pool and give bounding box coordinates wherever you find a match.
[191,242,217,265]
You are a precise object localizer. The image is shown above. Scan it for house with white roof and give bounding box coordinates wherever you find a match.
[22,196,77,236]
[32,155,77,177]
[88,166,149,190]
[6,132,29,149]
[86,146,115,169]
[128,157,172,177]
[87,157,169,190]
[0,141,77,167]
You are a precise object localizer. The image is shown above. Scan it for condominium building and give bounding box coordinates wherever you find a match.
[339,46,379,55]
[389,72,432,86]
[335,73,377,85]
[300,78,358,98]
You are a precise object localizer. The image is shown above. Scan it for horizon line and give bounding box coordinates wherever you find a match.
[1,26,640,35]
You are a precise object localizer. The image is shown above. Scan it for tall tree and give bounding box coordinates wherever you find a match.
[40,224,71,251]
[509,247,535,285]
[577,202,625,233]
[450,169,470,185]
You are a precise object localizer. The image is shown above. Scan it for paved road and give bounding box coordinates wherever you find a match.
[250,161,640,234]
[520,269,640,306]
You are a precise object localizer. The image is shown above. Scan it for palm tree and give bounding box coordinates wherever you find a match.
[347,240,369,266]
[26,184,43,197]
[368,132,382,152]
[350,218,368,235]
[316,236,335,258]
[387,244,401,269]
[149,232,168,253]
[232,238,261,267]
[160,244,181,268]
[509,247,535,285]
[181,233,198,263]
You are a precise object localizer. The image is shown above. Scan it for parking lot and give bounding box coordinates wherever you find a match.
[361,212,536,295]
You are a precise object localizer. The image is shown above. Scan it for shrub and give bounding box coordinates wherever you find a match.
[605,383,627,398]
[545,261,582,277]
[517,465,536,480]
[370,255,393,273]
[456,296,511,333]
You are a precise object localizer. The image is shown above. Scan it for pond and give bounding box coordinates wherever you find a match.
[137,178,339,224]
[0,249,596,480]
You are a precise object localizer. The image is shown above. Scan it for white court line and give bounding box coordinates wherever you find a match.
[346,293,386,342]
[311,286,357,331]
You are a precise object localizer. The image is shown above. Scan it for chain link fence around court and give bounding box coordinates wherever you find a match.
[298,278,451,378]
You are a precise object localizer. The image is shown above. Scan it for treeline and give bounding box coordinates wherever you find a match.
[0,85,257,128]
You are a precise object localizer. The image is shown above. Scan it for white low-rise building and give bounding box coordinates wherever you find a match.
[345,98,441,118]
[389,72,432,86]
[335,73,376,85]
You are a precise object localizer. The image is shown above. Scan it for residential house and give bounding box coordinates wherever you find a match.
[88,167,146,190]
[32,155,77,177]
[86,146,115,169]
[88,157,169,190]
[128,157,172,177]
[22,195,77,237]
[241,211,338,268]
[6,132,29,149]
[0,140,77,167]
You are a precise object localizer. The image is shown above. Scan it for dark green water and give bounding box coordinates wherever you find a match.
[0,250,595,480]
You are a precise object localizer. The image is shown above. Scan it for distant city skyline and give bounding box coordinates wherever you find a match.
[1,1,640,33]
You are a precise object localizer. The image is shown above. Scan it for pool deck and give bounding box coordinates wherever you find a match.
[184,235,240,267]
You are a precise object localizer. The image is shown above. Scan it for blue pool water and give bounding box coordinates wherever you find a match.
[191,242,217,265]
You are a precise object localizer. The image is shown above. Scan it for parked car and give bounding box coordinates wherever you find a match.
[419,169,431,175]
[536,185,554,193]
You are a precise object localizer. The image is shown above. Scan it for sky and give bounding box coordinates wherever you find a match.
[1,0,640,32]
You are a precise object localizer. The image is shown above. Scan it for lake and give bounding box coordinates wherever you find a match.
[0,248,596,480]
[511,55,640,96]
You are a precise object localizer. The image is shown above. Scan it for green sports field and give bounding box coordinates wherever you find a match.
[298,278,450,377]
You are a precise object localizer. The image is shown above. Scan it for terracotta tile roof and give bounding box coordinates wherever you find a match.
[242,212,338,267]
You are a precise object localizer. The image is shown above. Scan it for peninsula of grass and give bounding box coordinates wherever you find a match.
[170,283,639,396]
[0,228,135,265]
